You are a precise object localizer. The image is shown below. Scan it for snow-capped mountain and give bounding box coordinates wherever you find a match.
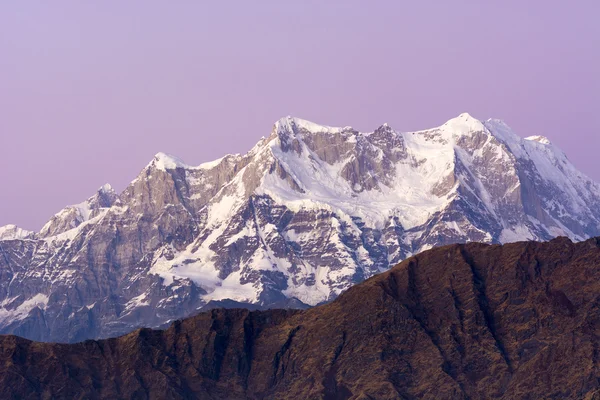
[1,113,599,342]
[0,225,34,241]
[38,184,118,238]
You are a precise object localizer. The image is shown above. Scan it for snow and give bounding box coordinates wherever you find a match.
[484,118,524,151]
[11,112,599,316]
[264,111,562,240]
[203,269,260,303]
[0,224,33,240]
[99,183,114,193]
[124,292,150,310]
[0,294,49,324]
[43,208,109,243]
[151,152,189,171]
[38,182,118,238]
[142,112,600,306]
[275,116,349,135]
[525,135,552,145]
[74,201,93,222]
[499,225,535,243]
[445,221,465,236]
[150,152,242,172]
[484,117,600,221]
[441,112,487,134]
[262,112,489,232]
[207,195,239,225]
[149,242,259,303]
[0,296,18,307]
[259,129,452,231]
[198,155,227,169]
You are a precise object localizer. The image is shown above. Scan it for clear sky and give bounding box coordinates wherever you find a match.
[1,1,599,230]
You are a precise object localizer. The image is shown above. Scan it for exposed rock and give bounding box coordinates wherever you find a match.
[1,114,600,342]
[2,238,600,399]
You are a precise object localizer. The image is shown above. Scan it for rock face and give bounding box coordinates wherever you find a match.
[1,113,600,342]
[2,237,600,399]
[38,183,118,238]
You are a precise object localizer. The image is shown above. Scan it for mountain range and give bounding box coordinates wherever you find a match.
[2,237,600,399]
[1,113,599,342]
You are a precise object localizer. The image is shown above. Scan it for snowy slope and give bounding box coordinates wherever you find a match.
[0,113,599,342]
[0,225,34,240]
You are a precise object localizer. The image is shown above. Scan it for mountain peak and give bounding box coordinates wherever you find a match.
[0,224,34,240]
[441,112,487,134]
[151,152,188,171]
[98,183,114,194]
[375,122,394,131]
[273,116,349,136]
[38,183,119,238]
[2,114,600,344]
[91,183,118,209]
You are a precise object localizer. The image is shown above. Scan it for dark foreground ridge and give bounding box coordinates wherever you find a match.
[2,237,600,399]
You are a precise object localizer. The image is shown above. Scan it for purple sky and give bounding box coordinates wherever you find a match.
[1,1,599,230]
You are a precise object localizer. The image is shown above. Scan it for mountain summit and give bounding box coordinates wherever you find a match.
[1,114,599,342]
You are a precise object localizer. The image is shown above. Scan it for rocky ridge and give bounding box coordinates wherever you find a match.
[2,237,600,399]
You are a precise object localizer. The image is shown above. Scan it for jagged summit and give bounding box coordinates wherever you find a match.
[38,182,119,238]
[1,113,599,342]
[150,152,189,171]
[145,113,520,173]
[144,116,554,176]
[273,115,353,137]
[0,224,34,240]
[441,112,486,132]
[98,183,114,193]
[147,151,241,173]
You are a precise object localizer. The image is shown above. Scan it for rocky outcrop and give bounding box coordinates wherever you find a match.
[2,237,600,399]
[1,114,600,343]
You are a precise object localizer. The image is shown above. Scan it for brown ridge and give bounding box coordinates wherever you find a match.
[2,237,600,399]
